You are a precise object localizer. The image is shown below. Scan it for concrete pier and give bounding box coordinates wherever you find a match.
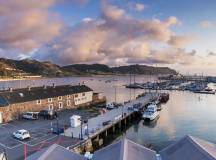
[65,92,160,153]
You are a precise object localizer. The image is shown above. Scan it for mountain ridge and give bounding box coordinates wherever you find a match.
[0,58,177,77]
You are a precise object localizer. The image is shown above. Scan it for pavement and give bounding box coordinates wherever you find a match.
[0,109,98,160]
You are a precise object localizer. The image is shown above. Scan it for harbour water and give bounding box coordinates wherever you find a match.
[1,75,216,152]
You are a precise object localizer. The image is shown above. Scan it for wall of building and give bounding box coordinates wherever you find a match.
[0,91,94,123]
[74,91,93,106]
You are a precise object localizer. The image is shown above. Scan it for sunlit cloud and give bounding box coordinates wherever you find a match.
[128,2,145,12]
[200,20,214,28]
[0,0,62,55]
[34,1,194,66]
[0,0,213,74]
[168,36,192,47]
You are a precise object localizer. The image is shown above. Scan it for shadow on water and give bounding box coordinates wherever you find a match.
[142,116,160,128]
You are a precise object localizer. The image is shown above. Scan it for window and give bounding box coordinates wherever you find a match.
[48,98,52,103]
[75,94,78,98]
[36,100,41,105]
[48,104,53,110]
[67,100,71,106]
[67,95,70,99]
[58,96,62,100]
[82,93,85,96]
[59,102,63,109]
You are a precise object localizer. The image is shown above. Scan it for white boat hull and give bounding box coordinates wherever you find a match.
[142,112,159,121]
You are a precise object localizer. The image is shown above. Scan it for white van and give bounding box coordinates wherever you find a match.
[22,112,39,120]
[106,102,115,110]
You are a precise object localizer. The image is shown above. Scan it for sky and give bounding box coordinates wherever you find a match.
[0,0,216,75]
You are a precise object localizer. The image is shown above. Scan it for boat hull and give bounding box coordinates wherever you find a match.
[142,112,159,121]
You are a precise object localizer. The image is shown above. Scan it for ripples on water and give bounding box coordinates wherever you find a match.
[1,75,216,151]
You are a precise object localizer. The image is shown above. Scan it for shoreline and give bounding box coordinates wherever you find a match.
[0,74,163,82]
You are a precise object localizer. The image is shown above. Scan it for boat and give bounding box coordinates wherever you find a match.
[193,90,215,94]
[142,104,159,121]
[157,104,162,111]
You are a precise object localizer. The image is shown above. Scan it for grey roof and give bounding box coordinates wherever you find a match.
[0,85,93,107]
[92,138,157,160]
[160,135,216,160]
[27,144,86,160]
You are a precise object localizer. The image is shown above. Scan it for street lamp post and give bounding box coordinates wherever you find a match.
[80,120,83,140]
[115,86,117,103]
[56,117,59,135]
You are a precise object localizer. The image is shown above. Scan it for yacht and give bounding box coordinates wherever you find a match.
[142,104,159,121]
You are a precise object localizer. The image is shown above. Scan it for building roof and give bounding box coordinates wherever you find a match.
[92,138,157,160]
[160,135,216,160]
[27,144,87,160]
[0,85,93,107]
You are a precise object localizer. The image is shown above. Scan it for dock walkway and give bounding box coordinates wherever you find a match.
[64,93,159,139]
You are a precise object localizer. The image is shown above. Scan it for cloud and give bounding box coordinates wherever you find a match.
[128,2,145,12]
[101,1,126,21]
[168,35,192,47]
[0,0,62,55]
[127,48,198,65]
[200,20,214,28]
[0,0,194,67]
[208,51,216,56]
[134,3,145,11]
[35,2,189,65]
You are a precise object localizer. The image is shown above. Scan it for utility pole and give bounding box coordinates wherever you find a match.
[115,86,116,103]
[56,117,59,135]
[129,72,132,101]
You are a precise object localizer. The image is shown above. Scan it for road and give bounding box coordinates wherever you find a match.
[0,109,98,160]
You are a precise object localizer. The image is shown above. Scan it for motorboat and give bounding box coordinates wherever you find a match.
[157,104,162,111]
[142,104,159,121]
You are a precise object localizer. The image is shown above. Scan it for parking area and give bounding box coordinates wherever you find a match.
[0,108,99,160]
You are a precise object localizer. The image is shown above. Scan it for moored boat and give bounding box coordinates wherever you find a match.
[142,104,159,121]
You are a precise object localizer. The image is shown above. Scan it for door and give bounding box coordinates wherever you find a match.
[48,104,53,110]
[59,102,63,109]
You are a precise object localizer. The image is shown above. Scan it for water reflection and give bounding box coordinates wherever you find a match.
[143,116,159,128]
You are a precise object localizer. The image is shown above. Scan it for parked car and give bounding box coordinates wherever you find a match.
[127,106,134,111]
[13,129,30,140]
[38,110,55,119]
[22,112,38,120]
[52,127,64,135]
[106,102,115,110]
[102,120,111,126]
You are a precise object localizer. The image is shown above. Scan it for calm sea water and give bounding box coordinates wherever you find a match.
[1,76,216,151]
